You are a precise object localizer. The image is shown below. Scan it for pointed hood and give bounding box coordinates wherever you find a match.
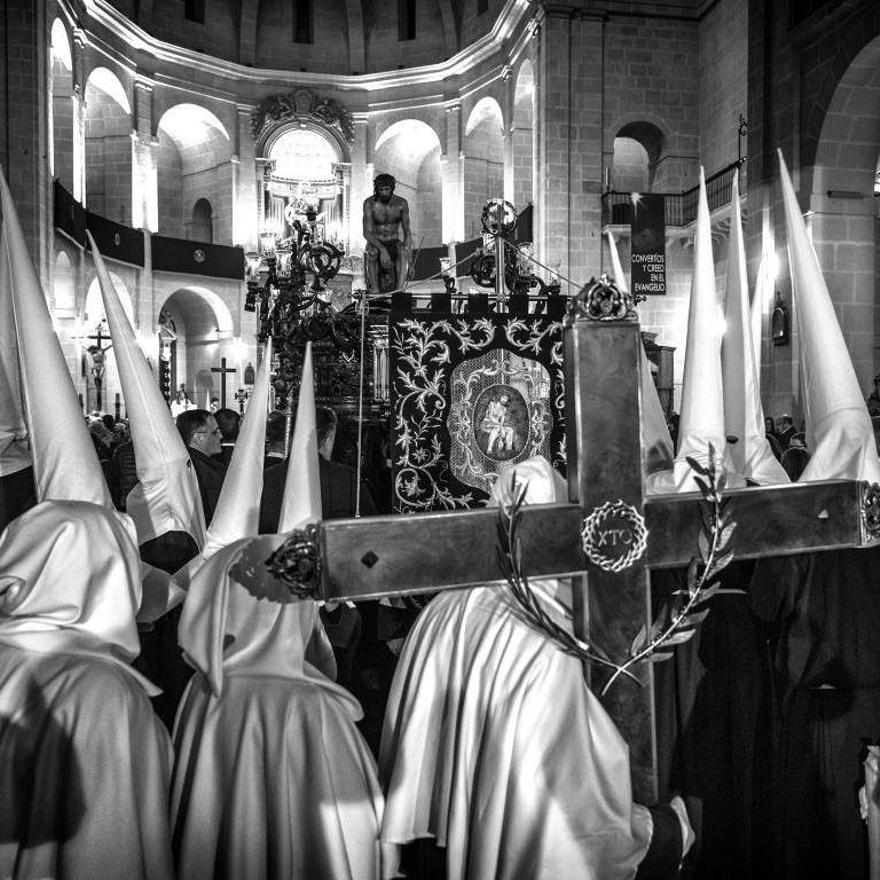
[202,337,272,558]
[0,231,30,477]
[605,229,674,488]
[278,342,322,532]
[666,168,743,492]
[178,533,355,703]
[87,231,206,546]
[751,246,770,381]
[721,171,788,486]
[0,169,110,506]
[777,150,880,483]
[605,228,628,293]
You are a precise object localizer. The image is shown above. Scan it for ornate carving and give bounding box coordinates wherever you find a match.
[564,273,637,325]
[862,482,880,542]
[264,524,322,599]
[251,89,354,145]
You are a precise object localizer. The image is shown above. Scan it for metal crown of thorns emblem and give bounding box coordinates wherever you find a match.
[580,500,649,573]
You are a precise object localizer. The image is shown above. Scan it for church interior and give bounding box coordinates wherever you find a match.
[3,0,880,878]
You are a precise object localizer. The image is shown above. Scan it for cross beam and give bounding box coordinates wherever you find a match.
[309,284,877,802]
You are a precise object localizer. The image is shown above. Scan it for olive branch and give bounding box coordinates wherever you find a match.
[496,481,639,685]
[600,445,735,695]
[495,444,734,695]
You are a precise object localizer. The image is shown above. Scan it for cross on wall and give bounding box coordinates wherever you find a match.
[210,357,236,407]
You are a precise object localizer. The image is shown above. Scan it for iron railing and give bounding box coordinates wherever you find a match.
[601,158,746,228]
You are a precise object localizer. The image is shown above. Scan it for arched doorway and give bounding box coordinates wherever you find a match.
[81,272,135,416]
[463,97,505,239]
[157,287,237,409]
[190,197,214,243]
[262,126,346,248]
[373,119,443,247]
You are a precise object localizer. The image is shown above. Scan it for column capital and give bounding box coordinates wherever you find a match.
[444,99,462,114]
[72,28,87,48]
[230,154,241,165]
[501,64,513,81]
[134,77,154,94]
[352,112,370,125]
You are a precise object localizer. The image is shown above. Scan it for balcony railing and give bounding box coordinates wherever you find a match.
[601,159,746,228]
[53,181,243,280]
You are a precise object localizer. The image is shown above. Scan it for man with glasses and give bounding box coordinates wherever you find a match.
[176,409,226,526]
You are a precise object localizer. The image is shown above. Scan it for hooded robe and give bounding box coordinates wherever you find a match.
[379,456,653,880]
[0,501,174,880]
[170,533,386,880]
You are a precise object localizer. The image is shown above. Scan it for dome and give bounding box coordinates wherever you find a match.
[105,0,510,75]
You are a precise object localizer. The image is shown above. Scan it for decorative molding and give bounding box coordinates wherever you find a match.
[564,274,637,324]
[251,89,354,145]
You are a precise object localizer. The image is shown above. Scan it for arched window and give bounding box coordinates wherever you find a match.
[191,198,213,243]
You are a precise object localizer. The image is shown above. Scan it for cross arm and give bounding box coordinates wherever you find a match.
[315,479,876,602]
[317,502,585,601]
[645,479,870,568]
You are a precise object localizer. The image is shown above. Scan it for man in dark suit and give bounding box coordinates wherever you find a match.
[213,408,240,467]
[176,409,226,527]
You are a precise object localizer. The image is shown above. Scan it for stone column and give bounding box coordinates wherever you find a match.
[502,64,515,205]
[349,112,370,257]
[132,77,156,231]
[235,105,258,249]
[537,9,604,285]
[71,29,87,205]
[442,99,464,246]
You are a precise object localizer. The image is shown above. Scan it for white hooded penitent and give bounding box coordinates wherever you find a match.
[777,150,880,483]
[88,231,206,547]
[721,170,788,486]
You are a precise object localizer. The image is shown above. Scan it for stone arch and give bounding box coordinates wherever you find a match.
[372,110,442,156]
[83,67,132,223]
[373,119,443,246]
[808,34,880,389]
[50,19,75,192]
[613,121,665,192]
[512,59,535,211]
[463,97,505,239]
[157,103,232,242]
[156,287,236,406]
[80,272,135,414]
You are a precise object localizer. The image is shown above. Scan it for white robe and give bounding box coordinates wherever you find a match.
[379,458,652,880]
[0,501,175,880]
[171,534,387,880]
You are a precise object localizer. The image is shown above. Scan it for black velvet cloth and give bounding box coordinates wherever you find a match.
[653,560,773,880]
[748,547,880,880]
[188,447,226,526]
[0,466,36,532]
[135,530,200,731]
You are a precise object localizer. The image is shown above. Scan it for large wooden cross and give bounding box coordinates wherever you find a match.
[210,357,236,407]
[310,282,878,802]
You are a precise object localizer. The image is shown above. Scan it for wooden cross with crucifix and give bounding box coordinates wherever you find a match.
[210,357,236,408]
[295,279,879,803]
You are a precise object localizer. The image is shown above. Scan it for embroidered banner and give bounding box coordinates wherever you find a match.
[390,313,565,512]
